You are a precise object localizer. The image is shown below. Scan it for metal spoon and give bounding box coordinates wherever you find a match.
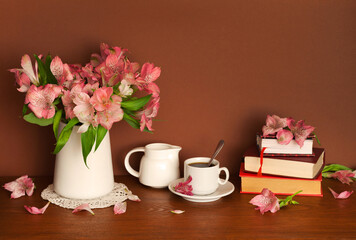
[207,140,225,166]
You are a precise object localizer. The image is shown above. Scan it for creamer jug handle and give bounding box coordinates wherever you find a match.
[124,147,145,178]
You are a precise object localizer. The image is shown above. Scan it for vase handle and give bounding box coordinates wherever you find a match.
[124,147,145,178]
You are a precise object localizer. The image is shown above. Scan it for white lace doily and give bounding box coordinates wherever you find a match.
[41,183,139,209]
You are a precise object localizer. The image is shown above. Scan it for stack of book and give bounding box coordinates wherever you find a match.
[240,134,325,196]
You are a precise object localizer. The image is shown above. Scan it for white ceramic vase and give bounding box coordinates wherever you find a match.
[53,123,114,199]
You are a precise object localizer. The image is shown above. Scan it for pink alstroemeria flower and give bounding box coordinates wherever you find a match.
[262,115,287,137]
[9,69,31,92]
[25,84,62,119]
[90,87,114,111]
[249,188,280,214]
[24,202,50,215]
[114,202,127,215]
[93,93,123,130]
[328,188,353,199]
[145,82,160,98]
[276,129,294,145]
[287,118,315,148]
[73,91,96,133]
[3,175,35,199]
[331,170,355,185]
[90,43,111,67]
[81,63,100,85]
[72,203,95,215]
[174,176,193,196]
[50,56,73,87]
[118,80,133,97]
[140,115,153,132]
[96,103,123,130]
[136,63,161,90]
[128,194,141,202]
[138,97,160,132]
[121,60,140,85]
[20,54,40,86]
[83,82,99,96]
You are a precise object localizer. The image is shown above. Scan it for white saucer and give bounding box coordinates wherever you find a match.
[168,178,235,202]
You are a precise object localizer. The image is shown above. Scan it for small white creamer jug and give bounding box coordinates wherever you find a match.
[124,143,181,188]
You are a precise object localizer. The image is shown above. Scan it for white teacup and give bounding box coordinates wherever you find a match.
[184,157,229,195]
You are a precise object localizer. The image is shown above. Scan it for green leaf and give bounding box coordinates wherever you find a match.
[23,112,53,126]
[123,112,140,129]
[322,164,352,173]
[123,111,153,133]
[53,110,63,140]
[34,54,47,85]
[291,200,299,205]
[95,125,107,151]
[322,172,333,178]
[53,98,61,106]
[121,94,152,111]
[81,125,96,168]
[313,132,321,146]
[22,104,29,116]
[53,118,79,154]
[44,55,57,84]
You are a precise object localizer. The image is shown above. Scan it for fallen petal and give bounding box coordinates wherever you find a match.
[114,202,127,215]
[128,194,141,202]
[171,210,185,214]
[331,170,354,185]
[328,187,354,199]
[3,175,35,199]
[24,202,50,215]
[72,203,94,215]
[174,176,193,196]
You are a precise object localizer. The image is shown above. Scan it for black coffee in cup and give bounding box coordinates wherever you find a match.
[188,162,215,168]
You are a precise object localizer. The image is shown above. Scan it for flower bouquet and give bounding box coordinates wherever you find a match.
[10,43,161,166]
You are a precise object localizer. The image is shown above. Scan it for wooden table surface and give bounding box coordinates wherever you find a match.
[0,175,355,240]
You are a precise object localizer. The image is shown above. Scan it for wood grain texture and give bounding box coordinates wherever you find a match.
[0,176,355,239]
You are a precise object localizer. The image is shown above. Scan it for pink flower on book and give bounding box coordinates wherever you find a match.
[262,115,287,137]
[174,176,193,196]
[113,202,127,215]
[331,170,355,185]
[249,188,280,214]
[328,188,353,199]
[25,84,62,119]
[287,118,315,148]
[3,175,35,199]
[276,129,293,145]
[24,202,50,215]
[72,203,95,215]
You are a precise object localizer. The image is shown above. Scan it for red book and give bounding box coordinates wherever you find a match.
[240,163,323,197]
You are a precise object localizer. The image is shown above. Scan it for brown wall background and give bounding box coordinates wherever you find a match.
[0,0,355,176]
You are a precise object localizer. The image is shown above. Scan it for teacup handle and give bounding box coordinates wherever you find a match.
[218,167,229,185]
[124,147,145,178]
